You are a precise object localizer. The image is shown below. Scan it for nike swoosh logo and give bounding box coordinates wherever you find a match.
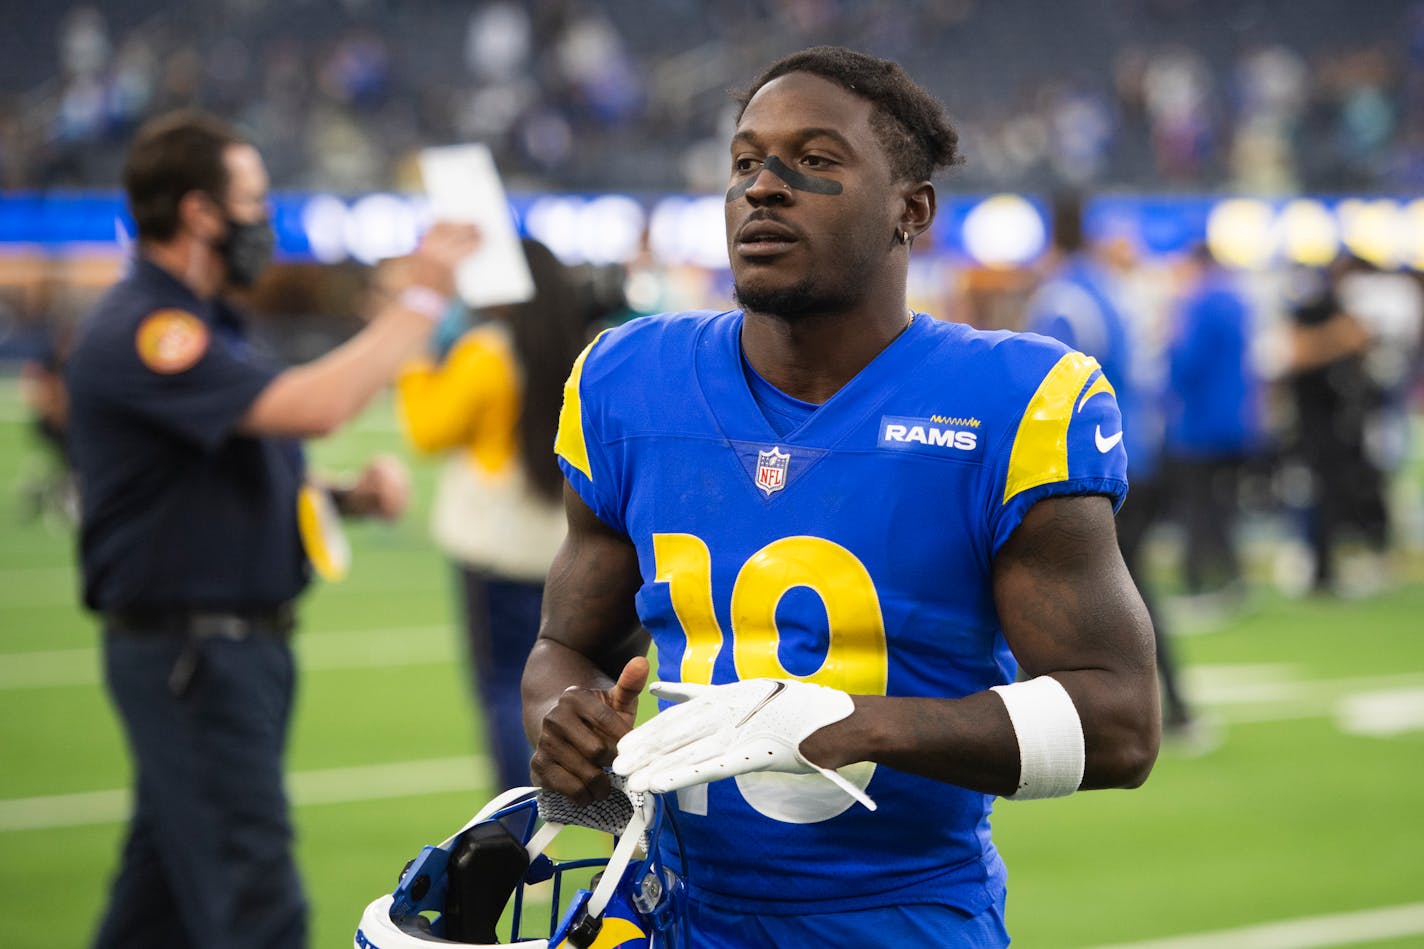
[736,680,786,727]
[1095,426,1124,453]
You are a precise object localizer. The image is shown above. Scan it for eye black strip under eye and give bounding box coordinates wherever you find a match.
[726,155,844,201]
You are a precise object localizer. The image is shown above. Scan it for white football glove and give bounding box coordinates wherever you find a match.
[612,678,876,811]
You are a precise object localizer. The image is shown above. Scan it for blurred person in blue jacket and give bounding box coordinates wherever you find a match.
[1025,192,1197,738]
[1163,244,1262,598]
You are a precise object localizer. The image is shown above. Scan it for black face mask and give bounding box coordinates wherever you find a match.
[218,215,276,287]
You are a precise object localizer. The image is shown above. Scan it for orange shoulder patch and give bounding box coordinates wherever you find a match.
[135,309,210,374]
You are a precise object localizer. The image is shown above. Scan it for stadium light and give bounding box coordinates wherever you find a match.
[1206,198,1276,269]
[960,194,1046,269]
[1278,198,1339,267]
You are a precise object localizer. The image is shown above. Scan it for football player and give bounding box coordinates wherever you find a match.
[523,46,1160,947]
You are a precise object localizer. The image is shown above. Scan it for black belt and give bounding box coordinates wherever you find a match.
[104,602,296,641]
[104,603,297,698]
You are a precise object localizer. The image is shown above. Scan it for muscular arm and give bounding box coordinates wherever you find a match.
[521,483,650,803]
[239,308,436,438]
[801,494,1159,796]
[238,222,478,438]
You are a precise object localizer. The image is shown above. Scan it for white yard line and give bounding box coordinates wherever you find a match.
[0,755,489,831]
[1089,902,1424,949]
[1337,687,1424,736]
[1188,667,1424,725]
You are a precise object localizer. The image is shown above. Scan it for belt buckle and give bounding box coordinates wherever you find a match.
[190,613,251,640]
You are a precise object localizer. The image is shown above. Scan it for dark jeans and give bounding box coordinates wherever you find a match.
[457,568,544,791]
[1302,440,1389,589]
[94,627,305,949]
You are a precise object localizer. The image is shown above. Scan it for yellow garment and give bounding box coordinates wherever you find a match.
[397,324,520,476]
[396,324,566,580]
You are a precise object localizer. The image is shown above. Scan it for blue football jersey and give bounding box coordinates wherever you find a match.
[554,309,1128,915]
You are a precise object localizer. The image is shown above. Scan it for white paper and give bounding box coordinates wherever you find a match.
[418,144,535,309]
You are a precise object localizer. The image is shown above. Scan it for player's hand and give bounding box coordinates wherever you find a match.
[529,657,649,807]
[612,678,876,811]
[348,453,410,521]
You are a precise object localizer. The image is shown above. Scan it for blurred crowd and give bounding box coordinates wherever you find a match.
[12,235,1424,609]
[5,0,1424,603]
[3,0,1423,195]
[1083,241,1422,604]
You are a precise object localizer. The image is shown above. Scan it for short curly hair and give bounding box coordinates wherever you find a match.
[733,46,961,184]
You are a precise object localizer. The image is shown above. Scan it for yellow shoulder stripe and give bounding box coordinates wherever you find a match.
[1003,351,1104,506]
[1077,373,1116,413]
[553,329,612,481]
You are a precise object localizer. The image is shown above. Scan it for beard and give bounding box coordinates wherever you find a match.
[733,268,862,322]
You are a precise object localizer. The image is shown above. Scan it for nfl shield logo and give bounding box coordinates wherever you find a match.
[755,446,791,495]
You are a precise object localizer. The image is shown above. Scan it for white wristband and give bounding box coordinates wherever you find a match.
[990,675,1085,800]
[396,285,449,322]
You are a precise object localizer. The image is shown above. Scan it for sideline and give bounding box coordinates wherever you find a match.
[1090,902,1424,949]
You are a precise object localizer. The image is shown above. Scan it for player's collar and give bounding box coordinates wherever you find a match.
[696,309,936,449]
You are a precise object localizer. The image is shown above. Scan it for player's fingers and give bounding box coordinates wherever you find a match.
[639,748,748,794]
[622,747,705,794]
[606,656,649,719]
[609,722,670,776]
[528,754,611,809]
[614,718,728,779]
[538,691,626,769]
[647,680,708,704]
[612,700,722,772]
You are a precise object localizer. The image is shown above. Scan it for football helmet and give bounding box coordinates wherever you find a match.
[355,783,686,948]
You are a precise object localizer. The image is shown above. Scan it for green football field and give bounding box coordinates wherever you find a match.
[1,375,1422,948]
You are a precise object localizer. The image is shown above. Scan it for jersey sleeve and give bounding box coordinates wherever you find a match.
[554,328,627,535]
[107,308,276,453]
[987,348,1129,555]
